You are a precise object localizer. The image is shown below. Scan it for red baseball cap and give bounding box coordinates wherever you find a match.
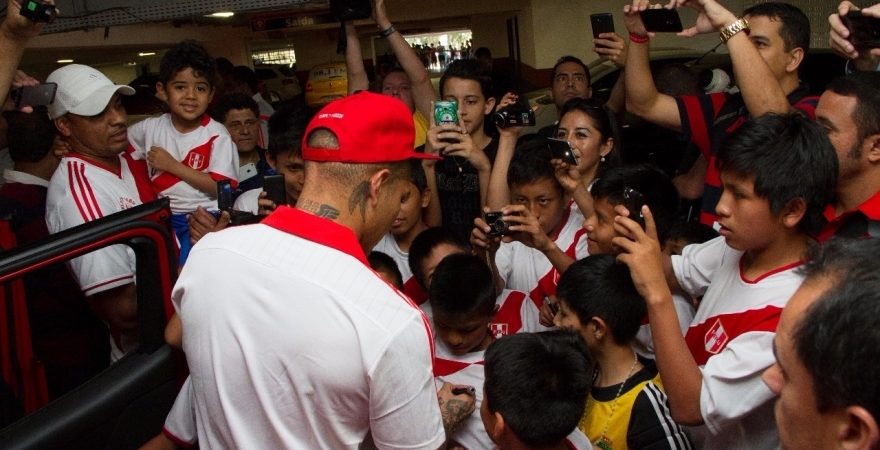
[302,91,440,163]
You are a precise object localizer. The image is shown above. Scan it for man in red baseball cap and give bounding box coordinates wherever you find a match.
[167,92,471,449]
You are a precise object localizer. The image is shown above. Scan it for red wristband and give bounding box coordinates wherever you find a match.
[629,32,649,44]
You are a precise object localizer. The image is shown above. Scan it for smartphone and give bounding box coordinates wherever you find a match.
[546,138,578,166]
[11,83,56,109]
[590,13,615,39]
[239,162,258,182]
[19,0,56,23]
[485,211,510,236]
[263,174,286,208]
[217,179,234,211]
[641,8,683,33]
[843,11,880,49]
[622,187,647,229]
[434,100,460,144]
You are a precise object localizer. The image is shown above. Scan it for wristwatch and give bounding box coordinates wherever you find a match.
[720,18,749,43]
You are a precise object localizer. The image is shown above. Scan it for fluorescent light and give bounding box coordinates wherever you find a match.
[138,52,155,57]
[57,59,74,63]
[205,11,234,18]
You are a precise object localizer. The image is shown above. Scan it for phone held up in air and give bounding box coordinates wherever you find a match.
[546,138,578,166]
[842,11,880,50]
[641,8,684,33]
[590,13,615,39]
[11,83,57,109]
[622,187,647,230]
[262,174,286,208]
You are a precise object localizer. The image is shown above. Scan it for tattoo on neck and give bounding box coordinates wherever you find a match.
[299,199,340,220]
[348,181,370,218]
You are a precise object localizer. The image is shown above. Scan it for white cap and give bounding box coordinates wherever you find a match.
[703,68,731,94]
[46,64,135,119]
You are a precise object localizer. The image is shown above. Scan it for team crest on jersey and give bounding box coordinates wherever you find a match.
[490,323,508,339]
[184,153,207,171]
[704,319,728,354]
[119,196,137,210]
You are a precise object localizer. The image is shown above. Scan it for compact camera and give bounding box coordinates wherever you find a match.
[485,212,510,236]
[20,0,57,23]
[493,97,536,129]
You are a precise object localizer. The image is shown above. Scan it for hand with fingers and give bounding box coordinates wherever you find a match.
[551,156,582,194]
[471,211,502,255]
[498,204,553,253]
[667,0,738,37]
[611,204,671,305]
[594,32,629,68]
[829,1,880,70]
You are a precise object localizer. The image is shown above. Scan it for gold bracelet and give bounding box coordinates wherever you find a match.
[719,18,749,43]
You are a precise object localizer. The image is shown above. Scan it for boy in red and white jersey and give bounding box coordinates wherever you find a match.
[128,40,238,264]
[616,114,838,449]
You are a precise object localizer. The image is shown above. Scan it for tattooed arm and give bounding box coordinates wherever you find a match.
[437,382,476,440]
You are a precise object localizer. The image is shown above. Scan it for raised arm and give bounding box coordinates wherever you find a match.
[622,1,683,132]
[344,22,370,94]
[372,0,437,120]
[0,0,51,102]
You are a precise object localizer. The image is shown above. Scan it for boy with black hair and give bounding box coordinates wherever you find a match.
[368,251,404,290]
[407,226,467,294]
[430,254,565,449]
[211,92,274,193]
[128,39,239,264]
[472,139,588,331]
[426,59,498,243]
[615,113,838,449]
[372,159,432,303]
[581,164,694,358]
[555,255,692,449]
[482,330,593,449]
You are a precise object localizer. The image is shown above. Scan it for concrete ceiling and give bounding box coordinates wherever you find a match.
[44,0,327,33]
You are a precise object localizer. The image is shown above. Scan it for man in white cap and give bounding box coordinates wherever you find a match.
[44,63,156,362]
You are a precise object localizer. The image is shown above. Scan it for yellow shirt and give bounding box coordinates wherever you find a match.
[414,110,428,148]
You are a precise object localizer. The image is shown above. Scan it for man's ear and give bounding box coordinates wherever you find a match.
[865,133,880,164]
[840,405,880,450]
[780,197,807,230]
[490,411,506,442]
[368,168,393,205]
[786,47,805,73]
[590,316,608,341]
[54,116,72,138]
[483,96,497,115]
[420,188,431,208]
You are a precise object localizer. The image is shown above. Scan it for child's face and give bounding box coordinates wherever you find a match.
[266,150,305,206]
[160,67,214,129]
[715,171,781,252]
[441,77,495,135]
[433,310,492,356]
[556,109,610,179]
[391,182,427,238]
[420,244,466,291]
[510,178,566,236]
[582,197,617,255]
[223,108,260,153]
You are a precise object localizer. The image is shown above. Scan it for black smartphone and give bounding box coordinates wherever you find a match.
[641,8,683,33]
[19,0,56,23]
[217,179,234,211]
[546,138,578,166]
[11,83,56,109]
[622,187,647,229]
[263,174,286,208]
[485,211,509,236]
[590,13,615,39]
[843,11,880,50]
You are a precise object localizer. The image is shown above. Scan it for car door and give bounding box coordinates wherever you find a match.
[0,198,180,450]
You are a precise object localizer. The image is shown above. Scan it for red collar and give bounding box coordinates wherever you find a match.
[261,206,368,265]
[65,151,123,177]
[824,189,880,222]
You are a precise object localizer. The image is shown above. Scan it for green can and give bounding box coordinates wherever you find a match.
[434,100,458,126]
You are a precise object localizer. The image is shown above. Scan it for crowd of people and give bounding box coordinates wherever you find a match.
[1,0,880,448]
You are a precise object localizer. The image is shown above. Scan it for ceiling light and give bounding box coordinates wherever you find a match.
[57,59,74,63]
[138,52,156,57]
[205,11,234,18]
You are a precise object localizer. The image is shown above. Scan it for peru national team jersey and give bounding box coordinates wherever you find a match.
[494,205,587,325]
[128,113,238,214]
[672,236,804,450]
[46,152,154,296]
[372,232,427,304]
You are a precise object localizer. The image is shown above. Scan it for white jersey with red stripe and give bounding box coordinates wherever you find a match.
[494,205,587,328]
[128,113,238,214]
[372,232,427,304]
[433,340,492,450]
[163,376,197,448]
[672,236,803,450]
[46,153,151,297]
[490,288,541,338]
[173,206,443,449]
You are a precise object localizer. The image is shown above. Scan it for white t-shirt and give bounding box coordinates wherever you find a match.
[233,187,261,214]
[495,205,588,330]
[372,232,427,304]
[434,339,493,450]
[633,292,695,360]
[672,236,803,450]
[173,206,444,449]
[128,113,238,214]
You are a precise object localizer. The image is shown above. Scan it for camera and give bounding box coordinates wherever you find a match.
[485,212,510,236]
[20,0,57,23]
[329,0,372,21]
[493,97,535,129]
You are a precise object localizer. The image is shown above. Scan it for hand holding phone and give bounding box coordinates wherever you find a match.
[843,11,880,50]
[546,138,578,166]
[262,174,286,208]
[641,8,683,33]
[11,83,56,109]
[590,13,615,39]
[622,187,646,229]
